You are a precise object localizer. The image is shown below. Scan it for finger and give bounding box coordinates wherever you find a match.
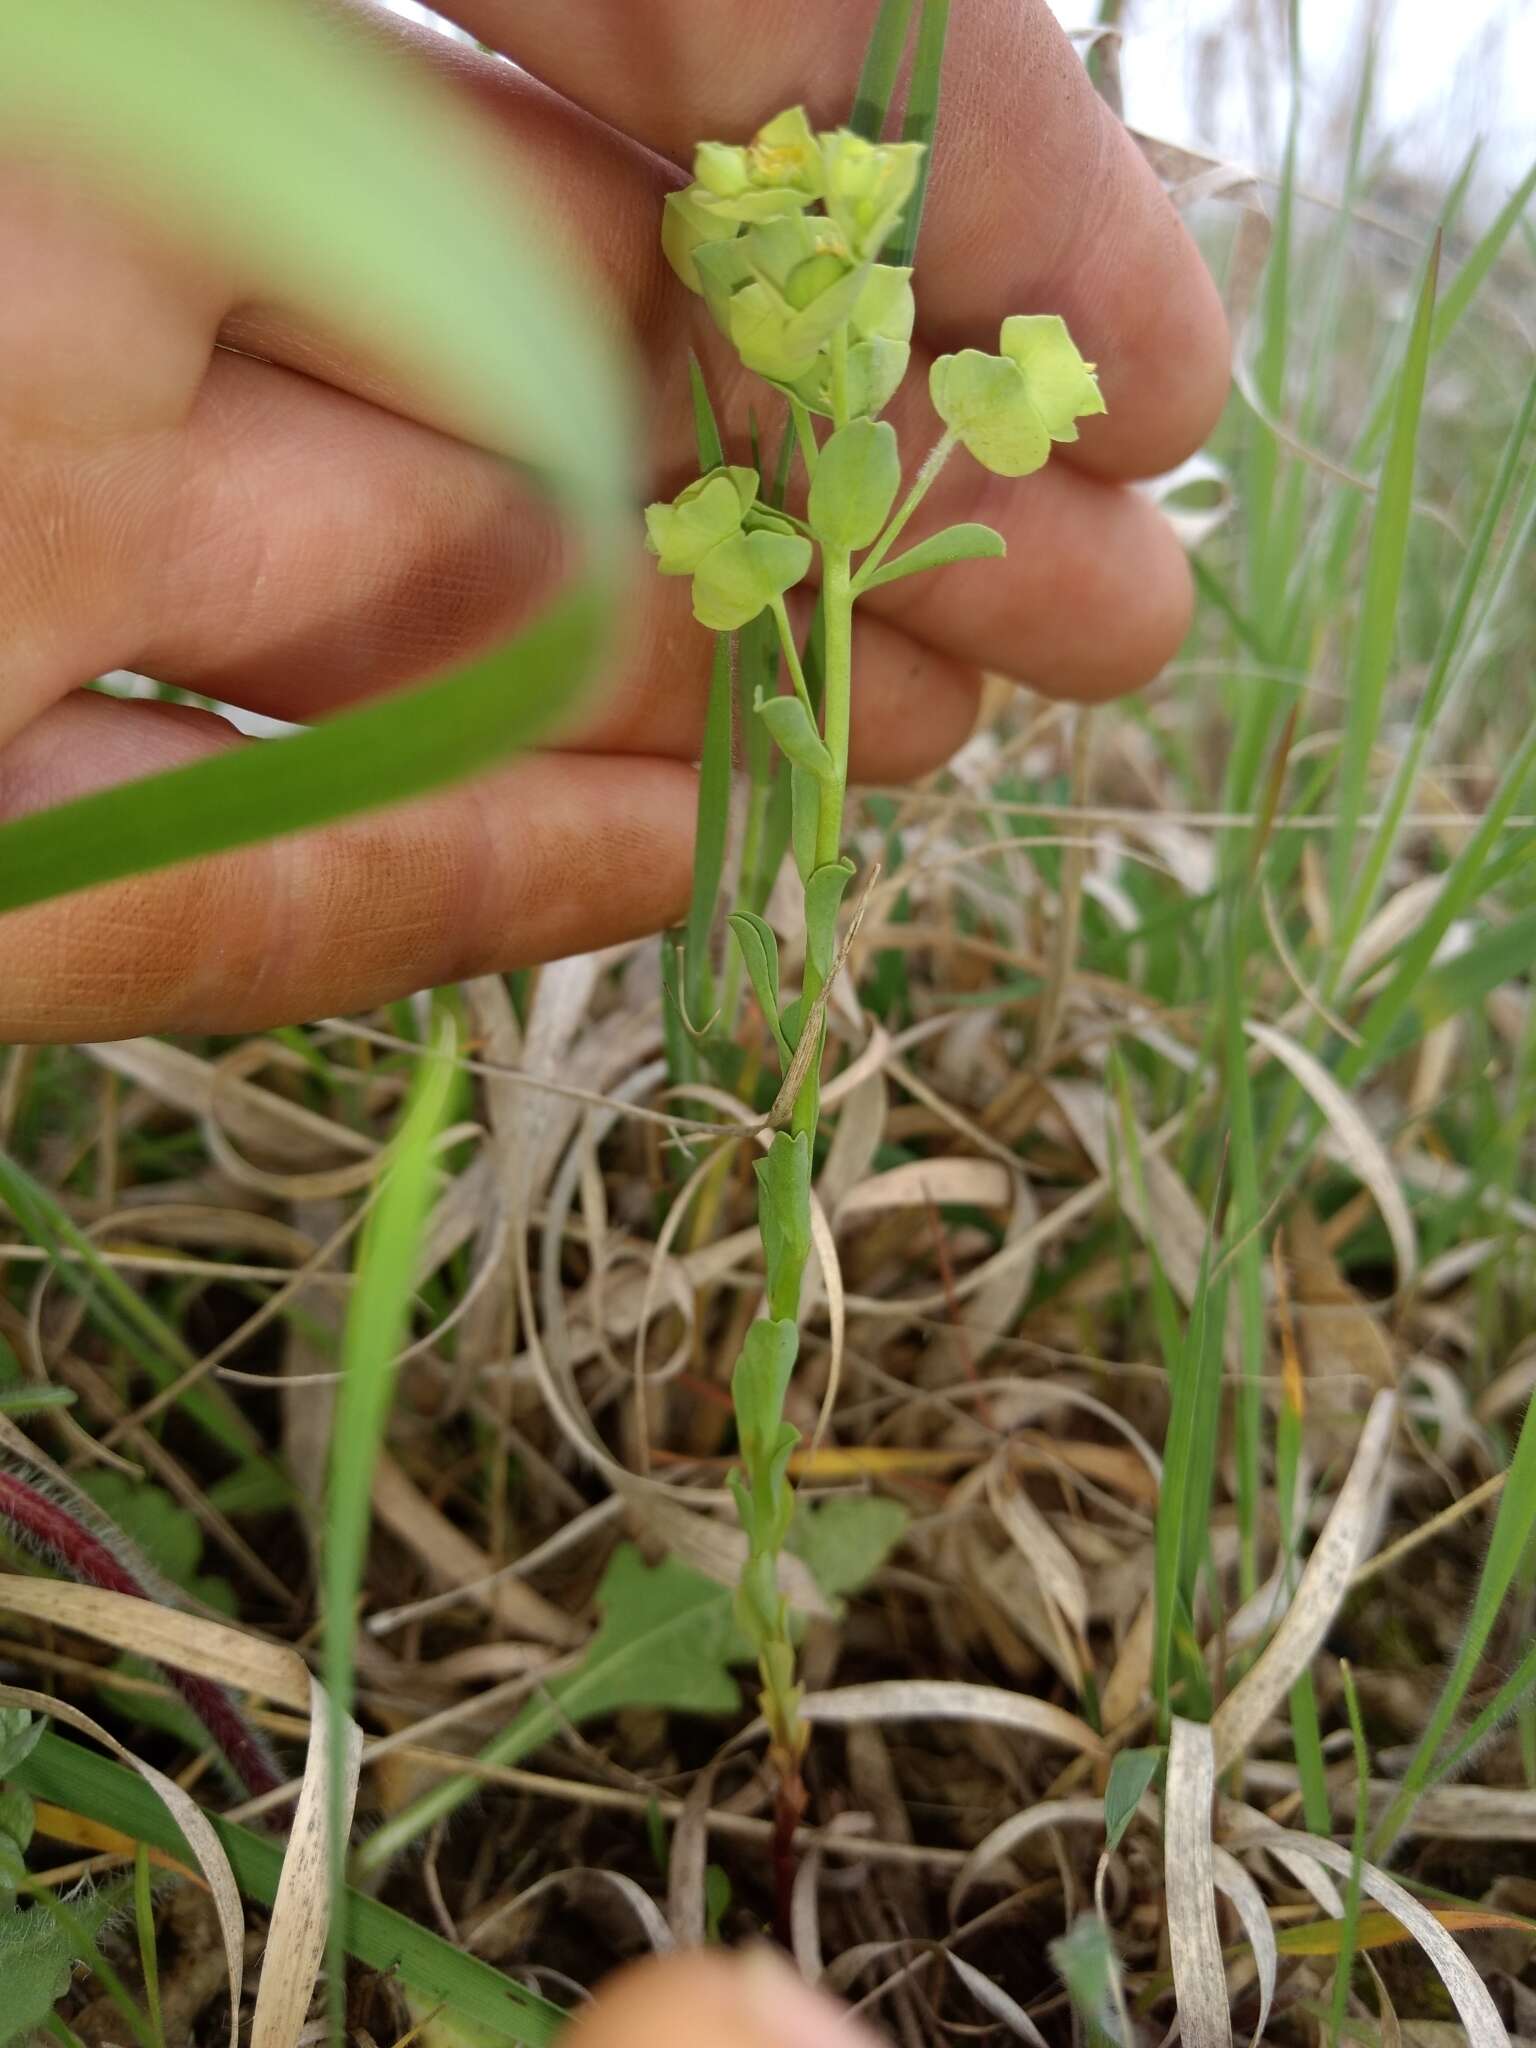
[79,348,983,783]
[857,440,1195,702]
[568,1954,883,2048]
[0,692,695,1041]
[441,0,1229,480]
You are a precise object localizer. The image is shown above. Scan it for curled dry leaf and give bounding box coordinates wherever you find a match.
[1211,1845,1276,2048]
[0,1680,245,2048]
[1210,1391,1397,1773]
[470,1865,675,1961]
[984,1451,1091,1690]
[947,1796,1108,1918]
[833,1155,1014,1223]
[0,1574,362,2048]
[1246,1022,1417,1288]
[1222,1824,1510,2047]
[946,1951,1051,2046]
[798,1680,1104,1759]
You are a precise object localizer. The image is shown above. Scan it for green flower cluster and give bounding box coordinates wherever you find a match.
[931,313,1106,475]
[644,462,810,629]
[664,106,920,419]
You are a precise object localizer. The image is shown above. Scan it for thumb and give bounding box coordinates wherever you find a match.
[565,1953,883,2048]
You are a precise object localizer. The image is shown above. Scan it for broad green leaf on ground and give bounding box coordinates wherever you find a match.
[352,1547,751,1875]
[790,1495,908,1608]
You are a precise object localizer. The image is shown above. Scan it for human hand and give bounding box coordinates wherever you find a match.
[0,0,1226,1040]
[568,1952,884,2048]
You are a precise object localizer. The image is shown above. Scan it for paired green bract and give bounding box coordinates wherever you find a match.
[931,313,1106,476]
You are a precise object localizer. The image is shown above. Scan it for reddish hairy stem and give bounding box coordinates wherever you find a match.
[771,1763,807,1950]
[0,1466,282,1802]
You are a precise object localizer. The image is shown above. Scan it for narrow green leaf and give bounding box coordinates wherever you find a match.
[850,0,916,138]
[1431,155,1536,354]
[325,1026,456,2031]
[727,911,793,1067]
[13,1735,565,2044]
[1103,1748,1160,1856]
[758,692,835,783]
[684,633,735,1028]
[0,1149,266,1467]
[732,1318,801,1457]
[1371,1389,1536,1857]
[888,0,953,268]
[860,521,1005,590]
[755,1131,813,1322]
[1328,232,1441,917]
[688,351,727,471]
[804,856,856,982]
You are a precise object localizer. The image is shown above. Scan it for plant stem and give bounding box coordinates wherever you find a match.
[789,397,820,478]
[770,597,816,720]
[852,428,955,592]
[816,550,854,869]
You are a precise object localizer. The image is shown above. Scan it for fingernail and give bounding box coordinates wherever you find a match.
[740,1949,883,2047]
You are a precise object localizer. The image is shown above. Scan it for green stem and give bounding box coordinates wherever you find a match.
[790,396,820,479]
[816,549,854,868]
[830,324,851,429]
[770,596,817,720]
[852,428,956,593]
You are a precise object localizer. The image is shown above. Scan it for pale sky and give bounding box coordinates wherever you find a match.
[1066,0,1535,205]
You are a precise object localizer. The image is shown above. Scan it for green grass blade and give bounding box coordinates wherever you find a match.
[888,0,953,268]
[13,1734,564,2044]
[0,595,604,919]
[1431,155,1536,354]
[1337,357,1536,958]
[1343,715,1536,1078]
[1218,887,1266,1598]
[677,358,735,1039]
[1327,233,1440,918]
[689,352,727,471]
[324,1028,455,2039]
[850,0,916,137]
[1370,1389,1536,1858]
[1242,0,1301,643]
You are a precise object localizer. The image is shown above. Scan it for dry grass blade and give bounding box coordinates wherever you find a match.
[833,1156,1013,1220]
[1210,1391,1396,1772]
[1211,1846,1276,2048]
[798,1681,1104,1758]
[1165,1717,1232,2048]
[1223,1825,1511,2045]
[1245,1022,1417,1285]
[0,1574,363,2048]
[985,1452,1091,1688]
[947,1797,1107,1918]
[0,1679,245,2046]
[946,1951,1051,2045]
[251,1672,362,2048]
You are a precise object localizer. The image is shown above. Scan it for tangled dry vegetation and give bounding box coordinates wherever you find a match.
[2,657,1534,2041]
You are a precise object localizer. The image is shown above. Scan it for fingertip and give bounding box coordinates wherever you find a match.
[568,1953,880,2048]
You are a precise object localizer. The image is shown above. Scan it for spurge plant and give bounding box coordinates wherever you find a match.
[646,104,1105,1893]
